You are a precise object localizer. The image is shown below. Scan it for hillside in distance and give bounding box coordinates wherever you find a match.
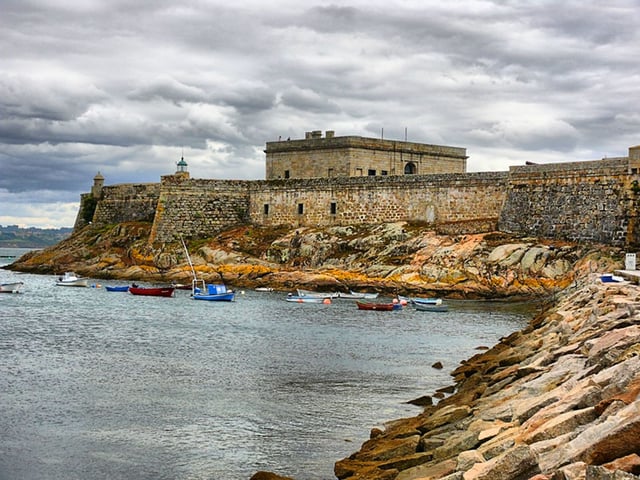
[0,225,73,248]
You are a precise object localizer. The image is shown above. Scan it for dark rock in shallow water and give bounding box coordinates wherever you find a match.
[407,395,433,407]
[249,471,295,480]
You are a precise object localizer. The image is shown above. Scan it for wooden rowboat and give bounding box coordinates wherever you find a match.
[414,302,448,312]
[129,286,175,297]
[356,302,401,311]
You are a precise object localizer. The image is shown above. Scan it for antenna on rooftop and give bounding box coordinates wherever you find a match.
[381,127,384,140]
[405,127,407,142]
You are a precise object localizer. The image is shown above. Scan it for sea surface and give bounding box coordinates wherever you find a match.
[0,247,537,480]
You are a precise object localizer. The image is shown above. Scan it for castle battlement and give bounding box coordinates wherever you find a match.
[75,140,640,248]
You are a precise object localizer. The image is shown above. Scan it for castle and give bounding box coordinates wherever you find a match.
[74,131,640,248]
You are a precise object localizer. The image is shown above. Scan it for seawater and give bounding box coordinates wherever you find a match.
[0,248,536,480]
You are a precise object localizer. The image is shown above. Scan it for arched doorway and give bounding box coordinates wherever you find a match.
[404,162,416,174]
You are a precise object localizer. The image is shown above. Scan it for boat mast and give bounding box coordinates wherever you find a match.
[180,236,197,281]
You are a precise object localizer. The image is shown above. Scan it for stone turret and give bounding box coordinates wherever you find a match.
[91,171,104,197]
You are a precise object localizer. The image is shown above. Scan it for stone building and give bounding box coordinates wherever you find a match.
[264,130,468,180]
[76,140,640,248]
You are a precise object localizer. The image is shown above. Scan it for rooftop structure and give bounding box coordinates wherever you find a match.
[264,130,468,180]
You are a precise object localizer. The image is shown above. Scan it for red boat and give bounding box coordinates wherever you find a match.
[129,286,175,297]
[356,301,402,311]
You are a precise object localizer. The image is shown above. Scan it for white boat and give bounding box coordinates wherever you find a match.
[0,281,24,293]
[255,287,274,292]
[296,288,336,299]
[414,302,448,312]
[55,272,89,287]
[336,290,379,300]
[287,293,331,304]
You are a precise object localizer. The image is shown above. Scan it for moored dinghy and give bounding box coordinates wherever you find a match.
[105,285,129,292]
[296,288,336,299]
[414,302,449,312]
[287,293,331,304]
[336,290,379,300]
[412,297,444,305]
[356,301,401,311]
[55,272,89,287]
[0,281,24,293]
[129,285,175,297]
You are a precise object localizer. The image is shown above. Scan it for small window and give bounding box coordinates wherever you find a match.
[356,168,363,176]
[328,168,334,177]
[381,170,388,176]
[330,202,337,215]
[284,170,290,179]
[263,204,269,215]
[298,203,304,214]
[368,169,376,176]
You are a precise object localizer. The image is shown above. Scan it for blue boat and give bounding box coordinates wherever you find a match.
[181,237,235,302]
[192,283,235,302]
[105,285,129,292]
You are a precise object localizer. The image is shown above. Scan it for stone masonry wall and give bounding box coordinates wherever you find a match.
[265,136,467,180]
[81,153,640,248]
[498,158,640,247]
[91,183,160,226]
[149,176,252,244]
[249,172,508,232]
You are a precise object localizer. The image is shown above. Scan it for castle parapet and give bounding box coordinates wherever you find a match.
[73,141,640,248]
[265,131,467,180]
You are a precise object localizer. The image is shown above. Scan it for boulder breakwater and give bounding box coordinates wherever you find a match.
[322,276,640,480]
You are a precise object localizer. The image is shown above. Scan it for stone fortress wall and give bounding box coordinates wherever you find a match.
[499,151,640,247]
[74,183,161,230]
[248,172,507,236]
[149,175,252,244]
[75,137,640,248]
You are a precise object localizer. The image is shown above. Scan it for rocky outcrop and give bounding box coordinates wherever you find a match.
[4,221,622,299]
[331,277,640,480]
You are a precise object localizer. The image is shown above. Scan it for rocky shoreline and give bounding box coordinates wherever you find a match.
[253,275,640,480]
[2,222,623,300]
[329,276,639,480]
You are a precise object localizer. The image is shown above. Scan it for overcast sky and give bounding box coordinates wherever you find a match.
[1,1,639,228]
